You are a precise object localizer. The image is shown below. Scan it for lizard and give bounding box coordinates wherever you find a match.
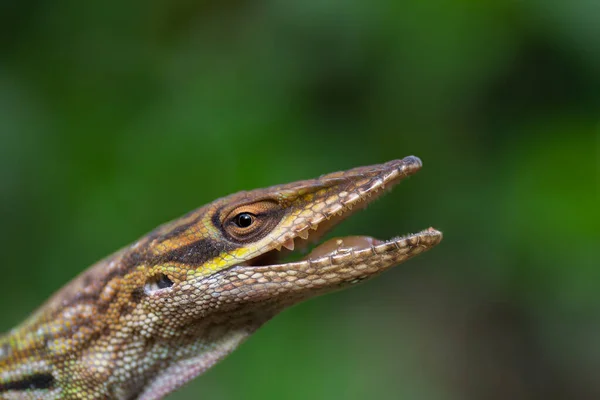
[0,156,442,400]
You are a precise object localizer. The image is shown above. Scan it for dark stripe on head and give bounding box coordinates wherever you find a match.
[0,373,54,392]
[156,238,232,266]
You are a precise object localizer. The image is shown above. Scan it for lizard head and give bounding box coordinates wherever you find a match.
[141,156,442,319]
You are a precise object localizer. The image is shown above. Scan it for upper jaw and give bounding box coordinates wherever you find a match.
[269,156,425,253]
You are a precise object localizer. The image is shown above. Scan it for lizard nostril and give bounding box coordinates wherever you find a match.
[144,273,174,294]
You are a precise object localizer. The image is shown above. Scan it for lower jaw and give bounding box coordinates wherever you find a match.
[256,228,441,269]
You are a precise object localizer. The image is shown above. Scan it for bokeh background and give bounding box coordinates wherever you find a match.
[1,0,599,399]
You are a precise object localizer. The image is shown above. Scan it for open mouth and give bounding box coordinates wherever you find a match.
[242,156,442,271]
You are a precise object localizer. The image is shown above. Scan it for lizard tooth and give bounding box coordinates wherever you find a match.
[282,238,295,251]
[275,245,282,251]
[299,230,309,240]
[310,224,319,231]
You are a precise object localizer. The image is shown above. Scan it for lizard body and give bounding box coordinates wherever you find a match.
[0,157,442,399]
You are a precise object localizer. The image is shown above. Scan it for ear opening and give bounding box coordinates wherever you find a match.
[144,273,174,294]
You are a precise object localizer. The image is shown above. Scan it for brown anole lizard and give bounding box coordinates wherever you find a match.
[0,156,442,399]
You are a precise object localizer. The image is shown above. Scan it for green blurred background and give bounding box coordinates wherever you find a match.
[1,0,599,399]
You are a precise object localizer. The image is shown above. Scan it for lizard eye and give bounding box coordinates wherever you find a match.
[222,200,283,243]
[234,213,254,228]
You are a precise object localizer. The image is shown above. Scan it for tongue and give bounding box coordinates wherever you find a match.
[305,236,382,260]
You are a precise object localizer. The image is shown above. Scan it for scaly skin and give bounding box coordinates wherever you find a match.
[0,157,442,399]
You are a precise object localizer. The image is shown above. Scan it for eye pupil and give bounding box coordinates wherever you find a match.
[236,213,254,228]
